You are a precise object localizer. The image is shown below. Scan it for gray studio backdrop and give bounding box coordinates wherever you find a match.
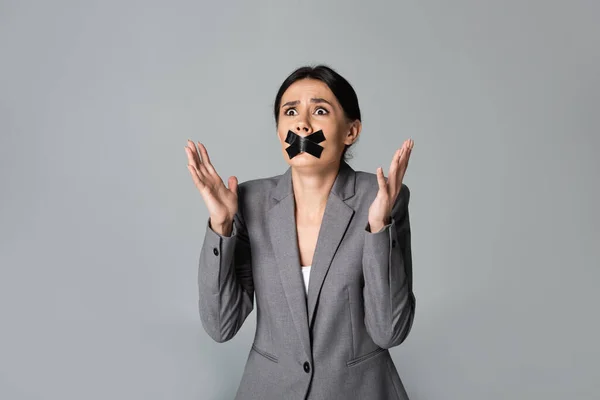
[1,1,598,399]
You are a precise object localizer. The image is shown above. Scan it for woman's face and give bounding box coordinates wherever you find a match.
[276,78,360,169]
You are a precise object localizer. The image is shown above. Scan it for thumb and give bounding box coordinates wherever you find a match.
[376,167,387,191]
[228,176,238,195]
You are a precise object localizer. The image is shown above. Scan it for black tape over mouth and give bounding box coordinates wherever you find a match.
[285,130,326,159]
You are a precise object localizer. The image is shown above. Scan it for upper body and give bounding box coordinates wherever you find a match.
[185,65,415,399]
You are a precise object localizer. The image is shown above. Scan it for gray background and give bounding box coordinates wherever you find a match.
[1,0,598,399]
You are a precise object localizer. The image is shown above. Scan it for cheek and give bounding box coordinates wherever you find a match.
[277,129,287,145]
[324,129,347,148]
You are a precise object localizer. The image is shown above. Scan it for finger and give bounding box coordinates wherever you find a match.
[398,140,408,164]
[187,163,207,192]
[184,145,197,168]
[395,141,411,183]
[393,146,403,165]
[191,141,212,180]
[184,146,208,181]
[399,140,413,177]
[390,147,402,172]
[186,139,202,168]
[388,147,402,195]
[405,139,414,166]
[399,140,410,165]
[198,142,220,179]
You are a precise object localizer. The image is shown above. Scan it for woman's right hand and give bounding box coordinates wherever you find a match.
[185,140,238,235]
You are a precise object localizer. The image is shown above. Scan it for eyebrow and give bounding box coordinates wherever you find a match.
[281,98,333,109]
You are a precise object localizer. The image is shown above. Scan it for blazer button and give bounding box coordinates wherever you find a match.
[392,239,397,248]
[213,248,219,256]
[303,361,310,373]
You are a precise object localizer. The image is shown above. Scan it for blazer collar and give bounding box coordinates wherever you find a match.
[271,160,356,202]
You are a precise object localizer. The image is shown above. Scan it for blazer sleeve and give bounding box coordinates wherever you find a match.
[362,183,415,349]
[197,188,254,343]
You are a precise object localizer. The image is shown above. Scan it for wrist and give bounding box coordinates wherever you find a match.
[210,217,233,237]
[368,215,391,232]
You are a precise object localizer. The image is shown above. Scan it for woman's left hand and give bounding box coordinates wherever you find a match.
[367,139,414,232]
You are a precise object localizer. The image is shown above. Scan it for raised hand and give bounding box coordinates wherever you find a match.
[185,140,238,236]
[367,139,414,232]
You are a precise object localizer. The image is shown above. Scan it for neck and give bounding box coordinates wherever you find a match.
[291,161,340,219]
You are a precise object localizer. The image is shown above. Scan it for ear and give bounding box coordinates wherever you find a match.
[344,119,362,146]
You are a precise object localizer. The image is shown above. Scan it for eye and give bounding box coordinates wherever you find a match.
[284,108,297,116]
[314,107,329,115]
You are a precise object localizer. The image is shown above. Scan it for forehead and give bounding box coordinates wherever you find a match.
[281,78,338,103]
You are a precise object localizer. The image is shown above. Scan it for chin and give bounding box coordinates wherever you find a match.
[289,156,340,172]
[286,153,322,166]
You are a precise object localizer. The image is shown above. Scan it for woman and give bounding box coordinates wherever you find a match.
[185,65,415,399]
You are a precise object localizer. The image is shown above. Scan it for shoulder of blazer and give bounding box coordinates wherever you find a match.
[235,173,282,216]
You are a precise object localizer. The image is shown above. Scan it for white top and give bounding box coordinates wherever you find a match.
[301,265,311,295]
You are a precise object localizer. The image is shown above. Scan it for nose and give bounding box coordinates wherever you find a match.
[295,122,312,135]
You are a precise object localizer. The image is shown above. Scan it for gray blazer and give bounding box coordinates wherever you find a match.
[198,160,416,399]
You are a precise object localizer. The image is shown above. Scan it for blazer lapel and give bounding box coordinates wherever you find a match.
[267,168,311,359]
[267,161,356,358]
[306,162,355,327]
